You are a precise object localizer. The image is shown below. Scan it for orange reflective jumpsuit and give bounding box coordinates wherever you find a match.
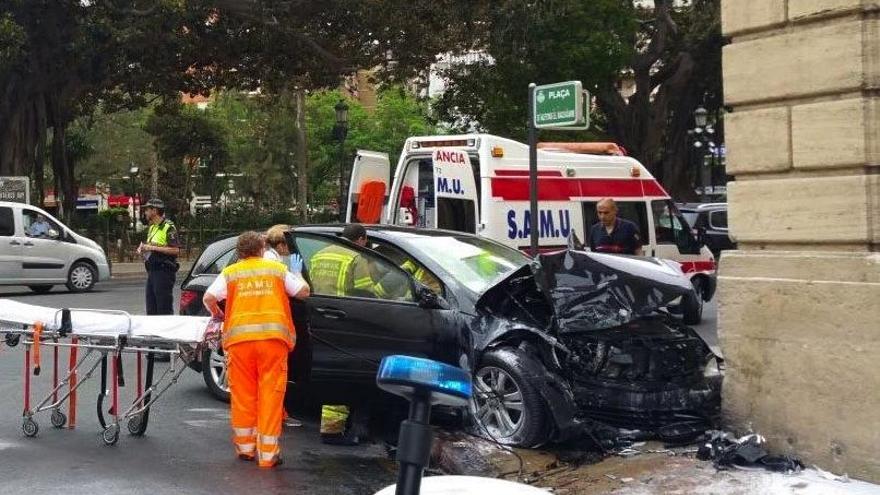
[220,258,295,468]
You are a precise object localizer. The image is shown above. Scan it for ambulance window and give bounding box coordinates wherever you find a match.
[437,198,477,234]
[651,200,701,254]
[582,201,648,237]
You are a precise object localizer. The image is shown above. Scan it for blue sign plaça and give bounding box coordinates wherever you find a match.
[437,177,465,195]
[507,209,571,240]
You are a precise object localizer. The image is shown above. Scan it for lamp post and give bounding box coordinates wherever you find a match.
[333,99,349,222]
[128,165,140,229]
[689,106,716,202]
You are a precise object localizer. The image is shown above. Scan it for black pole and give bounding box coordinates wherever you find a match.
[528,83,539,257]
[395,391,433,495]
[338,137,345,222]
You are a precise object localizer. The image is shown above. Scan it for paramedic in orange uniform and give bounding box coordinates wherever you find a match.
[203,231,310,468]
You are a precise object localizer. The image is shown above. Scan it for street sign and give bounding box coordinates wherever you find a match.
[532,81,589,129]
[0,176,30,204]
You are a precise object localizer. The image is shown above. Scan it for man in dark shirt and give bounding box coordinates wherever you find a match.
[589,198,644,255]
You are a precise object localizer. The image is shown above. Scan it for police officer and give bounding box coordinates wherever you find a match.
[589,198,644,255]
[138,198,180,317]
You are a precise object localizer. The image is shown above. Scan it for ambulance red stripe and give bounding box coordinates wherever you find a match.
[679,261,716,273]
[490,177,669,201]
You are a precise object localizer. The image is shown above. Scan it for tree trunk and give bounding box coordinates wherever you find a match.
[294,88,309,224]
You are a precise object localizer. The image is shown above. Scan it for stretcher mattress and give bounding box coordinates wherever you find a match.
[0,299,211,343]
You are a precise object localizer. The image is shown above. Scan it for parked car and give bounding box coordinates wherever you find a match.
[0,201,110,293]
[678,203,736,258]
[180,225,720,447]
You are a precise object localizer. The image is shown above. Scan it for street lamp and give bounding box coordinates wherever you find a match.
[690,106,716,202]
[333,99,350,222]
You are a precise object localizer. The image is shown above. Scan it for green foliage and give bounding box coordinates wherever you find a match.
[433,0,636,141]
[72,105,154,186]
[306,87,436,204]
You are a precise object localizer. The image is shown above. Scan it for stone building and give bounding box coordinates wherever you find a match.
[720,0,880,482]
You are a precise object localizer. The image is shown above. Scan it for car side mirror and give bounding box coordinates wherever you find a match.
[47,229,60,239]
[417,286,443,309]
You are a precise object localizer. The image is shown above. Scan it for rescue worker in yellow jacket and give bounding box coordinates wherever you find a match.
[203,231,310,468]
[311,224,374,445]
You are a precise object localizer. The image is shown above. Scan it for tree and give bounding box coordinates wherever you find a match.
[432,0,723,198]
[0,0,485,217]
[595,0,723,199]
[433,0,636,141]
[306,87,436,206]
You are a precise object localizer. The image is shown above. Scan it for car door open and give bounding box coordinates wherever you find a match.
[290,232,456,396]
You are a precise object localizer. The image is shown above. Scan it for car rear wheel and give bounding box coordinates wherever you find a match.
[202,347,230,402]
[28,285,53,294]
[470,348,549,447]
[682,277,704,325]
[66,262,96,293]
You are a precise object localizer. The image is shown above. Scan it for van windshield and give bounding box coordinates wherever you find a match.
[405,235,528,293]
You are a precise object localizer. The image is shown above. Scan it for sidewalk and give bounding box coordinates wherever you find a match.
[111,261,194,280]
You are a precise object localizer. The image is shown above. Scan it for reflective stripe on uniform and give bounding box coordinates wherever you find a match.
[236,443,256,453]
[225,322,293,341]
[225,267,286,282]
[259,434,279,445]
[233,427,256,436]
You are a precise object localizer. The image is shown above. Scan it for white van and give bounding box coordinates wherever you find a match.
[347,134,716,322]
[0,201,110,293]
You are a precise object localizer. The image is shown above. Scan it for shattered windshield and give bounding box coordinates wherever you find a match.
[406,236,529,293]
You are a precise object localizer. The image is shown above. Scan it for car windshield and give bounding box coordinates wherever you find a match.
[405,235,530,293]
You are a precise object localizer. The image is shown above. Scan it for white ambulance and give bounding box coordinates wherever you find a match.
[346,134,715,322]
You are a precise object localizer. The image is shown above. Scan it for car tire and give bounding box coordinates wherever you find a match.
[66,261,96,293]
[28,285,53,294]
[682,277,704,325]
[202,347,230,402]
[470,348,550,448]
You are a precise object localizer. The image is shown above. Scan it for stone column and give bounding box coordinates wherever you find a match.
[720,0,880,481]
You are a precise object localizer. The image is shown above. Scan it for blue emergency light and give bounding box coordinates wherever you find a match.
[376,355,472,407]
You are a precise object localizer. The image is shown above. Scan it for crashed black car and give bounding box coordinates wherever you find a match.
[180,225,721,447]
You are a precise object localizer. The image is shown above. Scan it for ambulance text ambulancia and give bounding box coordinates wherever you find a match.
[346,134,716,323]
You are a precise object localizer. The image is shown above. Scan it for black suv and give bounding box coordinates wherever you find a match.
[678,203,735,258]
[179,225,720,447]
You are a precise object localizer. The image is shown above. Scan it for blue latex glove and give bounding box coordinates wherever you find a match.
[288,253,303,274]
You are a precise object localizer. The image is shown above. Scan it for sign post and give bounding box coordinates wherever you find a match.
[528,81,589,256]
[0,176,30,204]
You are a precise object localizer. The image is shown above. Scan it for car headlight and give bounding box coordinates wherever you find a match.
[704,356,723,378]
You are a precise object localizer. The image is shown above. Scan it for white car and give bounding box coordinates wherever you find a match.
[0,201,110,293]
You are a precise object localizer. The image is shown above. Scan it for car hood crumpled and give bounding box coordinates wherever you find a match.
[477,250,695,333]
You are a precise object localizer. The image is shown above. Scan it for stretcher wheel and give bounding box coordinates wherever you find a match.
[50,410,67,429]
[101,425,120,446]
[127,414,146,436]
[4,333,20,347]
[22,418,38,437]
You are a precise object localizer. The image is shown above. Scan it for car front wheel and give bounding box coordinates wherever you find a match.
[470,348,549,448]
[202,347,230,402]
[66,262,96,293]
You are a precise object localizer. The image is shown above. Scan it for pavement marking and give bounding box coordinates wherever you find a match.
[0,440,21,450]
[183,419,228,428]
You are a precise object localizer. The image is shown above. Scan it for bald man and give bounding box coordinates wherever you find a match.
[589,198,644,255]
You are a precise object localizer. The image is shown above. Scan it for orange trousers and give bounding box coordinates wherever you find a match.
[227,339,289,468]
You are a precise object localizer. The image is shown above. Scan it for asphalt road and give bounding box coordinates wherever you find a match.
[0,280,395,495]
[0,279,721,495]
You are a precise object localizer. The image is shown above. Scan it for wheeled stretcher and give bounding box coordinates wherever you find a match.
[0,300,214,445]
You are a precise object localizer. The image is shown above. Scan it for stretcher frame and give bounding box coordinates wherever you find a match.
[0,307,214,446]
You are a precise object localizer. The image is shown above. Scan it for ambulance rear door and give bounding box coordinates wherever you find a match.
[346,150,390,224]
[432,148,479,233]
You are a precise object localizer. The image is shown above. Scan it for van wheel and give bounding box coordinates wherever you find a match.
[682,277,704,325]
[66,262,96,293]
[28,285,53,294]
